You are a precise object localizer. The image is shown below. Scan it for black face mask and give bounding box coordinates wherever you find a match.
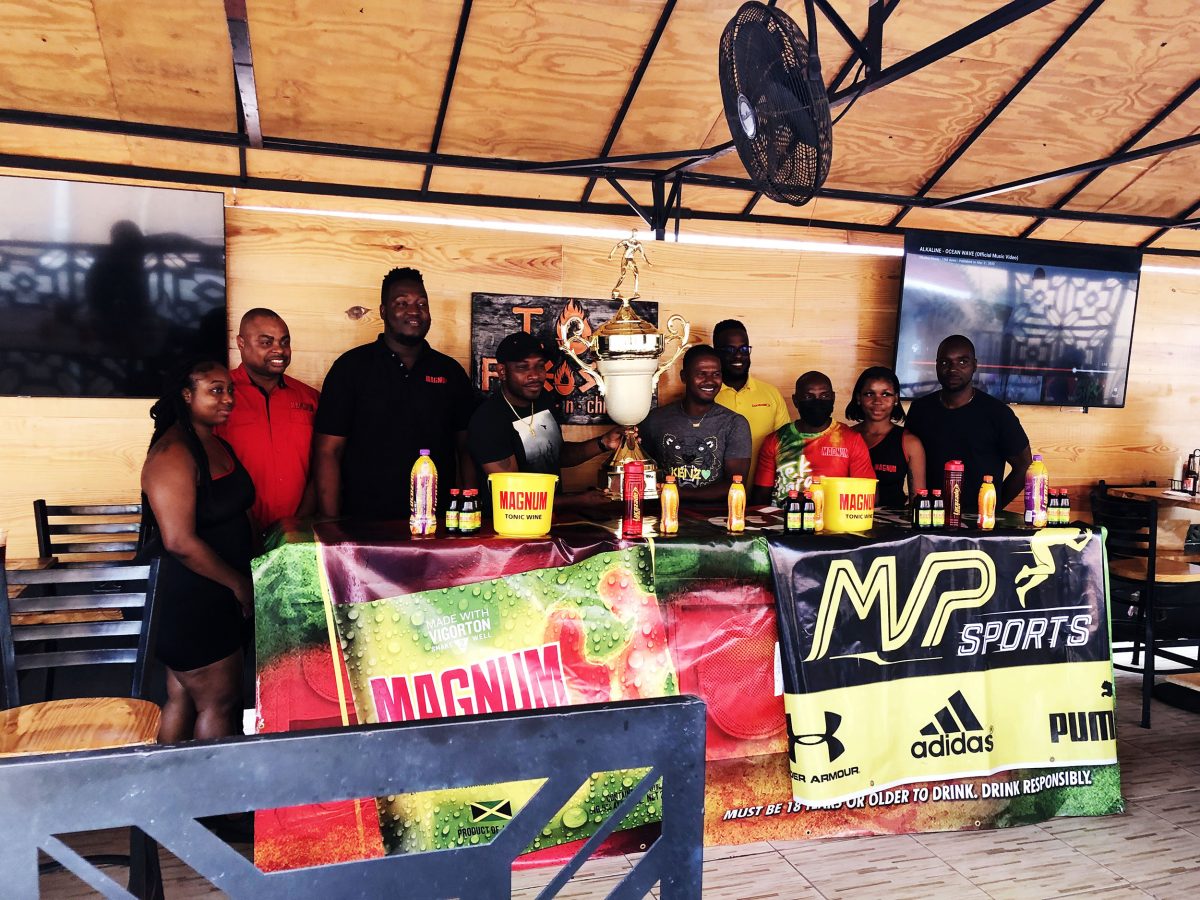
[797,398,834,424]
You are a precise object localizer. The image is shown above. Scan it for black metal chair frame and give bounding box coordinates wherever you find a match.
[33,499,142,566]
[0,696,706,899]
[1093,485,1200,727]
[1,561,163,898]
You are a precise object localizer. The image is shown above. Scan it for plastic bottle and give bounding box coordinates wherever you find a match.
[978,475,997,531]
[801,491,816,532]
[916,489,932,530]
[458,489,481,534]
[1025,454,1049,528]
[811,476,824,532]
[943,460,964,528]
[931,489,945,529]
[445,488,461,532]
[784,489,803,533]
[659,474,679,536]
[623,461,645,538]
[1059,488,1071,524]
[727,475,746,534]
[409,449,438,536]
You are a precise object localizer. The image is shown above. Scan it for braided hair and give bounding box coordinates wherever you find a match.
[148,358,226,486]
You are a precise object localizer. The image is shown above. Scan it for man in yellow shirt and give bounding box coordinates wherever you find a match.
[712,319,790,483]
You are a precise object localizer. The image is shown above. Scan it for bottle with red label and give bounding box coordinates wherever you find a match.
[943,460,964,528]
[622,461,645,538]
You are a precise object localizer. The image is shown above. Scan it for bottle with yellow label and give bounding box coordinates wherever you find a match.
[1024,453,1049,528]
[659,474,679,535]
[409,449,438,536]
[727,475,746,534]
[811,476,824,532]
[978,475,997,531]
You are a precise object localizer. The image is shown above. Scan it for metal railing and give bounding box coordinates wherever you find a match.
[0,696,706,899]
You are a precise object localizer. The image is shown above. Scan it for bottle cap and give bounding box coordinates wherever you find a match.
[812,476,821,484]
[932,489,942,496]
[664,475,676,483]
[945,460,964,471]
[420,448,430,455]
[788,489,799,498]
[918,489,929,496]
[732,475,743,483]
[624,460,644,475]
[983,475,993,483]
[803,491,813,499]
[1033,454,1043,460]
[450,488,460,496]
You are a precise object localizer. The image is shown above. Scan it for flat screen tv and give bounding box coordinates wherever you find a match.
[0,175,226,398]
[893,230,1140,408]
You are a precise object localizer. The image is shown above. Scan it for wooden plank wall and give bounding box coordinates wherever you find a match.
[1,198,1197,557]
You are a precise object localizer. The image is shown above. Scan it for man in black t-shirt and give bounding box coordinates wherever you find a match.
[905,334,1032,513]
[468,332,623,503]
[312,267,479,520]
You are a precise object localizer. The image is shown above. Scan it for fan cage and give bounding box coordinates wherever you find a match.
[719,1,833,206]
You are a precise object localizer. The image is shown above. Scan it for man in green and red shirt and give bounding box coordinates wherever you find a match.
[751,370,873,506]
[216,308,319,532]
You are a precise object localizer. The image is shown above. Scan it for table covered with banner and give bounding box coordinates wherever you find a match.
[252,511,1123,872]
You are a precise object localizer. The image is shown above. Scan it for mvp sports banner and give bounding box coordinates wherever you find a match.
[771,527,1119,805]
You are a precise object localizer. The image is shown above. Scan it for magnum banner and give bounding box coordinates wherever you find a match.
[770,527,1118,805]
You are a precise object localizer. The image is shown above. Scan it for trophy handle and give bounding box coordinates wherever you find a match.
[558,315,606,393]
[652,314,691,385]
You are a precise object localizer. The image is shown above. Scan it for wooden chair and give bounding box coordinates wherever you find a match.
[33,499,142,566]
[1092,487,1200,728]
[1,561,163,896]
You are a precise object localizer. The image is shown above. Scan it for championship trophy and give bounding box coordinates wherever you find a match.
[558,232,690,499]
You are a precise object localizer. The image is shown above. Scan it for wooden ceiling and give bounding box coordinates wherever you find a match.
[0,0,1198,255]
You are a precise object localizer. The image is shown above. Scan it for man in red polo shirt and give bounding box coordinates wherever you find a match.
[216,308,320,532]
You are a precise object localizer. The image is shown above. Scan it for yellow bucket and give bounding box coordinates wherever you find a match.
[819,477,878,532]
[488,472,558,537]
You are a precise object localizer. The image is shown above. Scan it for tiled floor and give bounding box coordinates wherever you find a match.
[37,672,1200,898]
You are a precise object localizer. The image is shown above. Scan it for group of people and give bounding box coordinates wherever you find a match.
[138,266,1034,744]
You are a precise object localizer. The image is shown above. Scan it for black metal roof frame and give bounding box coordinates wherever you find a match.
[2,0,1198,259]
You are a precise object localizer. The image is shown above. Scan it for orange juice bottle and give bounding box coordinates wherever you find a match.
[978,475,997,531]
[659,474,680,535]
[409,449,438,536]
[811,476,824,532]
[727,475,746,534]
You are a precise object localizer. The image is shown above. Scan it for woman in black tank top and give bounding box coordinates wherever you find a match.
[845,367,927,509]
[140,360,255,744]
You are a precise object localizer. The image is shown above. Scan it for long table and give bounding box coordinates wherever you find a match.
[252,511,1122,872]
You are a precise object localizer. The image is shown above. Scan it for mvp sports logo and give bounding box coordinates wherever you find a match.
[773,528,1108,692]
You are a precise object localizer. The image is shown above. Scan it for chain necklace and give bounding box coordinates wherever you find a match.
[503,392,537,436]
[686,405,711,429]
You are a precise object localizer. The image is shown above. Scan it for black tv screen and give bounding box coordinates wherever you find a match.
[894,230,1140,408]
[0,175,226,398]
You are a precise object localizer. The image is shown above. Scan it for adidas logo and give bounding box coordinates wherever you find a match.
[910,690,994,759]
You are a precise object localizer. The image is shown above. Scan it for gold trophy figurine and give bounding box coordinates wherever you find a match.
[559,233,690,500]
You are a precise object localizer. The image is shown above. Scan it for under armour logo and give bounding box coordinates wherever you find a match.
[786,710,844,763]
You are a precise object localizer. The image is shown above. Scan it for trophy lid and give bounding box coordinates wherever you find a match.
[595,302,658,338]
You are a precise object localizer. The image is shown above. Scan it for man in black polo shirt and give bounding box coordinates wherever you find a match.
[905,334,1032,513]
[313,267,478,519]
[468,331,623,489]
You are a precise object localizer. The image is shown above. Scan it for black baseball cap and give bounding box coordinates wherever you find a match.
[496,332,554,363]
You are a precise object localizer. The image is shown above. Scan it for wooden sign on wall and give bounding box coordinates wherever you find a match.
[471,293,658,425]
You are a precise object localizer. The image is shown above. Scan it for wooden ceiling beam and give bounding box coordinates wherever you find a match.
[1142,198,1200,248]
[580,0,677,204]
[1021,74,1200,239]
[421,0,473,194]
[888,0,1105,228]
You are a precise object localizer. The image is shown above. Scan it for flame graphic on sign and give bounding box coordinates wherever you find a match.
[552,360,576,396]
[557,299,592,355]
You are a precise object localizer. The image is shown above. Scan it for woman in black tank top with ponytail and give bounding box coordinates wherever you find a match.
[846,366,927,509]
[140,360,255,744]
